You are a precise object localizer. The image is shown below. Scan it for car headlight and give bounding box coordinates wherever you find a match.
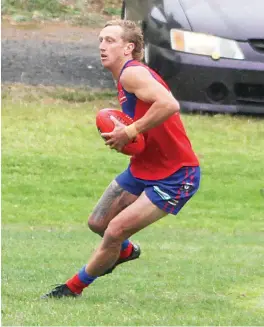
[170,29,244,60]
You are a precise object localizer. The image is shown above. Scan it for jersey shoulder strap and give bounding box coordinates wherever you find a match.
[121,60,170,91]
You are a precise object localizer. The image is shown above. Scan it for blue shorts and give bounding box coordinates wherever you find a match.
[116,166,200,215]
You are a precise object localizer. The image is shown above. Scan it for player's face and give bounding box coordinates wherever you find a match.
[99,26,131,69]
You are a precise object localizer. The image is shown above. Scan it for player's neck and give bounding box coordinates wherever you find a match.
[111,57,134,80]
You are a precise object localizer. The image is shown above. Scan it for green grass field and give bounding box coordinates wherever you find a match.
[2,90,264,326]
[2,0,121,25]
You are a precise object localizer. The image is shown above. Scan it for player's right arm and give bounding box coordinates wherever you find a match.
[120,66,180,137]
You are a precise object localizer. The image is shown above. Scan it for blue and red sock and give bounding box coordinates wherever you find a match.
[66,265,97,294]
[66,240,133,294]
[120,239,133,259]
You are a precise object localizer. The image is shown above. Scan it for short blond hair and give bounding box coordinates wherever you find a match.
[104,19,144,61]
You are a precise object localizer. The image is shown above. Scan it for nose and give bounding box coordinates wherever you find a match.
[99,40,106,51]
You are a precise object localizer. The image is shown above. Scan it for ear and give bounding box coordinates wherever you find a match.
[124,43,135,56]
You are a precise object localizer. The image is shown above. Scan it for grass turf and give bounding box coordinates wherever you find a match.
[2,94,264,325]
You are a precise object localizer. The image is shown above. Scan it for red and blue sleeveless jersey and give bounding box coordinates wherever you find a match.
[117,60,199,180]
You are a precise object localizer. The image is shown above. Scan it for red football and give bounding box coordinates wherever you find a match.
[96,108,145,156]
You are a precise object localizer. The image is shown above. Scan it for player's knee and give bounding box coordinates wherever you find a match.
[87,215,105,234]
[104,221,125,244]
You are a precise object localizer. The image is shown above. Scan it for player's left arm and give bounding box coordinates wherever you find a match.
[120,66,180,138]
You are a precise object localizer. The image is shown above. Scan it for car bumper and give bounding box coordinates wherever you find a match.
[149,44,264,114]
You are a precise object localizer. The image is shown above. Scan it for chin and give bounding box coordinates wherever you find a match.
[101,61,112,69]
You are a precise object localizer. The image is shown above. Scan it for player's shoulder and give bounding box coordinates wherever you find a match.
[121,65,150,76]
[120,64,152,85]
